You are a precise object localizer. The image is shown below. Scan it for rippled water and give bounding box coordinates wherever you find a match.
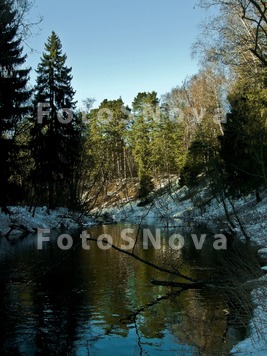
[0,224,261,355]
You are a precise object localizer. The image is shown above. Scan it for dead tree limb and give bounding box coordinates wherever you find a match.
[88,237,198,283]
[151,279,204,289]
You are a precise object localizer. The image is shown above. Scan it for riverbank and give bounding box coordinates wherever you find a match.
[95,182,267,354]
[0,206,95,238]
[97,182,267,243]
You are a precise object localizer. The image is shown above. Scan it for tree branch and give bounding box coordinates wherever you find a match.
[87,237,198,282]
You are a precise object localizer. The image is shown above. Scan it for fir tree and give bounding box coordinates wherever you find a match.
[29,31,82,209]
[0,0,31,209]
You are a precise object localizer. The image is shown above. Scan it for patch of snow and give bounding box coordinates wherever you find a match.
[231,277,267,355]
[0,206,96,238]
[259,248,267,258]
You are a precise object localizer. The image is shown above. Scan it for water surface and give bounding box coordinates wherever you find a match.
[0,224,261,355]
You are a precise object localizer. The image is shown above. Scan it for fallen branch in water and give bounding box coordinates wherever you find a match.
[87,237,198,283]
[151,279,204,289]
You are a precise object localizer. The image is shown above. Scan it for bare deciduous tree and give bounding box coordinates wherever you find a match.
[195,0,267,77]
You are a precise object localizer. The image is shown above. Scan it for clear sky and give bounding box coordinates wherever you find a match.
[25,0,210,108]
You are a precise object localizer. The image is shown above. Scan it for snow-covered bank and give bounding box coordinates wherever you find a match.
[95,184,194,227]
[95,183,267,354]
[231,275,267,355]
[98,184,267,244]
[0,206,95,238]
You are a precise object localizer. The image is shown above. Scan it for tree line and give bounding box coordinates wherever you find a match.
[1,0,267,214]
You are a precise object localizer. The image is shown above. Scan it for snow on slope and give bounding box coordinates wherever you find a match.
[97,184,267,355]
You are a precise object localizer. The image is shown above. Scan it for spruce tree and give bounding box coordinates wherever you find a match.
[29,31,82,209]
[0,0,31,209]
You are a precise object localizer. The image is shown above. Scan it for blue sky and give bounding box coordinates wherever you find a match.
[25,0,210,108]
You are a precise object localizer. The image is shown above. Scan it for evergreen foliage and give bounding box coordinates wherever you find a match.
[220,82,267,196]
[28,31,82,209]
[0,0,31,208]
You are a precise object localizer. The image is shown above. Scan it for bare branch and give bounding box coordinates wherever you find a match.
[87,237,198,283]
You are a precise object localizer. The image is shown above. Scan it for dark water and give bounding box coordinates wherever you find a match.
[0,224,262,355]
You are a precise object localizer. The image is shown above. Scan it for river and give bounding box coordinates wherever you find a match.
[0,223,262,355]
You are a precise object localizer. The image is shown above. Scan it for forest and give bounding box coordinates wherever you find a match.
[1,0,267,215]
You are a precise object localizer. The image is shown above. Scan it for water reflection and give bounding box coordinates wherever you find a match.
[0,224,259,355]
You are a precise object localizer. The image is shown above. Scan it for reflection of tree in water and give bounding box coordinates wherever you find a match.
[0,224,261,354]
[82,227,258,355]
[167,290,229,355]
[109,287,229,354]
